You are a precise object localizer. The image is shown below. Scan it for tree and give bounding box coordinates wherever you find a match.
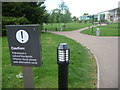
[51,9,61,23]
[58,0,72,24]
[43,10,50,24]
[48,9,61,24]
[2,2,46,24]
[61,9,72,23]
[72,16,78,22]
[83,13,89,16]
[47,0,72,24]
[58,0,68,14]
[2,2,48,36]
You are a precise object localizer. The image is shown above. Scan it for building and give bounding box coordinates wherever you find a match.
[80,15,90,20]
[97,8,119,22]
[80,8,120,22]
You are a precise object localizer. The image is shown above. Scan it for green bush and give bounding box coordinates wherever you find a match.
[15,16,30,25]
[2,16,30,36]
[2,17,16,36]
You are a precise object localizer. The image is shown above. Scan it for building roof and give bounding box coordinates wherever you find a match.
[98,8,119,14]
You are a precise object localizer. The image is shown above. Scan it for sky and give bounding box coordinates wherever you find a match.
[44,0,119,17]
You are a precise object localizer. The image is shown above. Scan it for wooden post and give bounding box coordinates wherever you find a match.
[22,67,34,88]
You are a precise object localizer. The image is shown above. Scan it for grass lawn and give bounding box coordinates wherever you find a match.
[80,23,119,36]
[0,37,2,89]
[43,23,92,31]
[2,33,97,88]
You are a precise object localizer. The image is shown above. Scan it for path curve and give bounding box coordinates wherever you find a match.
[49,25,118,88]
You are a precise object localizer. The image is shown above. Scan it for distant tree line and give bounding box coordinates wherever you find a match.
[2,1,78,36]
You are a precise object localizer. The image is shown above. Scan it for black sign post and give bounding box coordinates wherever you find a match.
[6,25,42,88]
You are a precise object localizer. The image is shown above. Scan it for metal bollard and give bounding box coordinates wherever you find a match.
[60,27,63,32]
[96,28,100,36]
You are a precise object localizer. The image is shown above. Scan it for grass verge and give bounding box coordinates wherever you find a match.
[44,23,92,31]
[2,33,97,88]
[0,37,2,89]
[80,23,119,36]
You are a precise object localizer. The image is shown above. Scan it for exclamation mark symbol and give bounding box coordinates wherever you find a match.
[21,31,24,42]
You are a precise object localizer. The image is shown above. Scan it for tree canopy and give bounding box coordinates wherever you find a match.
[48,0,72,24]
[83,13,89,16]
[2,2,49,36]
[2,2,48,24]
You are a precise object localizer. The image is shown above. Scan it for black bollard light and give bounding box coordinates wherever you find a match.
[56,28,58,31]
[57,43,70,89]
[92,25,94,33]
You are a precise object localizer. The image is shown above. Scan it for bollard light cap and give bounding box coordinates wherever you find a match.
[57,43,70,65]
[58,43,69,50]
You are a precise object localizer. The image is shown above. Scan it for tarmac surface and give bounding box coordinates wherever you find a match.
[49,25,118,88]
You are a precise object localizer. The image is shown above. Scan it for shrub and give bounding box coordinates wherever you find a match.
[2,17,17,36]
[15,16,30,25]
[2,16,30,36]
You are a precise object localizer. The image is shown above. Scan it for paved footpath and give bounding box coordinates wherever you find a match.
[49,25,118,88]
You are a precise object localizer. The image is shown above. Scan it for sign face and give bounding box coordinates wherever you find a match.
[6,25,42,67]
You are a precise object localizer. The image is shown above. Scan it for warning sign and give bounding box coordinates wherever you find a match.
[6,25,42,67]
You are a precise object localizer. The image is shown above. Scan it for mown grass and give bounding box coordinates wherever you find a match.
[80,23,119,36]
[2,33,97,88]
[0,37,2,89]
[44,23,92,31]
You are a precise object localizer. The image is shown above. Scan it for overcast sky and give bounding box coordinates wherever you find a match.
[44,0,119,17]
